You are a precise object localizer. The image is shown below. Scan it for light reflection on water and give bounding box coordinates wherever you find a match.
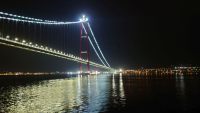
[1,74,200,112]
[111,73,125,106]
[0,74,125,113]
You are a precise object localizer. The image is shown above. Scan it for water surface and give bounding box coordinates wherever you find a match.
[0,74,200,113]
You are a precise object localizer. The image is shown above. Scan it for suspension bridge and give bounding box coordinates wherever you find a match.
[0,11,113,73]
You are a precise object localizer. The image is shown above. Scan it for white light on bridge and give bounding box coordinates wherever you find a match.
[22,40,26,43]
[15,38,18,41]
[79,15,88,22]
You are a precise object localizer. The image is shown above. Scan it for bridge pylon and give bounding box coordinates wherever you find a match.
[80,23,90,73]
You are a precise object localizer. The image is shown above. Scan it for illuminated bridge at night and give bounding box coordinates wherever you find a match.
[0,11,113,72]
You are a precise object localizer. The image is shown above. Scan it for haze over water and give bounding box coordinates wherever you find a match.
[0,74,200,112]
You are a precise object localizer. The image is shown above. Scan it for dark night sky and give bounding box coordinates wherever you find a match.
[0,0,199,71]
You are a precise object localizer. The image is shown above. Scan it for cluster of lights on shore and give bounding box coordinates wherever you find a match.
[123,67,200,76]
[0,11,111,68]
[0,36,110,69]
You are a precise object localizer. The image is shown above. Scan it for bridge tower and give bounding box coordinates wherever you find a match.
[80,18,90,73]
